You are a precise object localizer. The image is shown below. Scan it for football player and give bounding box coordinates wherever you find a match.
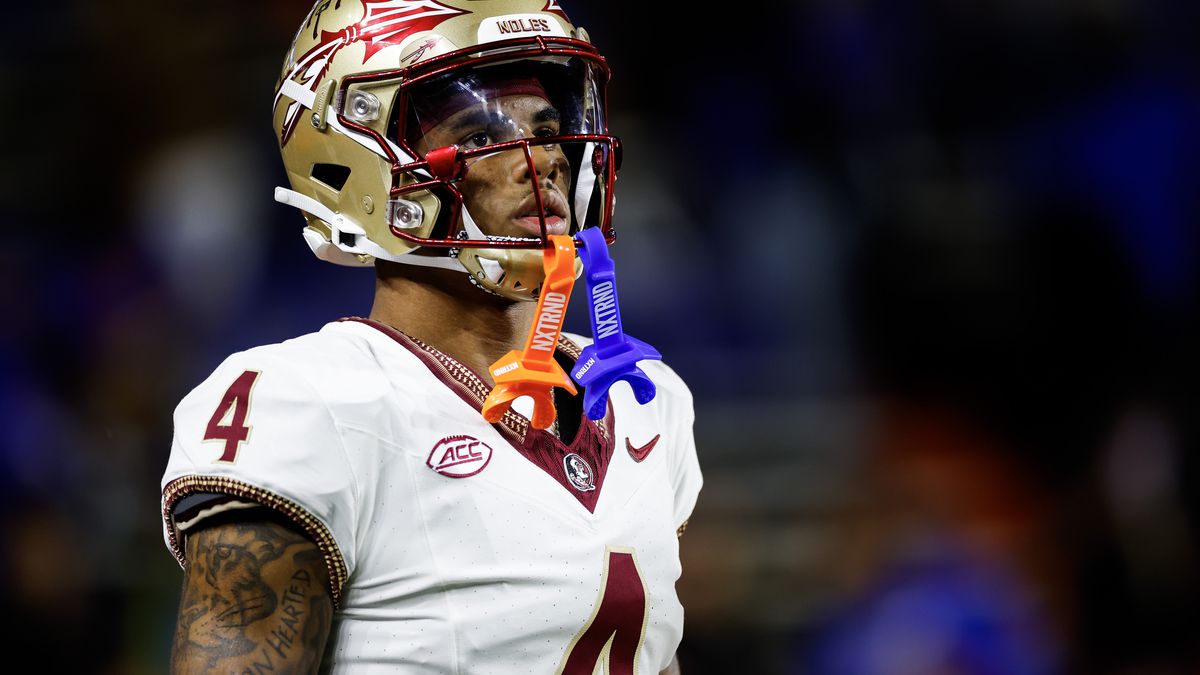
[160,1,701,673]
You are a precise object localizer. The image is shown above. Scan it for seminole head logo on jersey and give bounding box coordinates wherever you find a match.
[563,453,595,492]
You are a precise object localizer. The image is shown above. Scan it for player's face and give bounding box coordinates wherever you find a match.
[415,95,572,239]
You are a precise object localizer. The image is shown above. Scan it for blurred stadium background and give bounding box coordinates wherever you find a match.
[2,1,1198,673]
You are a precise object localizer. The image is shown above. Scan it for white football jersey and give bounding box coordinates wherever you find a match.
[161,317,702,674]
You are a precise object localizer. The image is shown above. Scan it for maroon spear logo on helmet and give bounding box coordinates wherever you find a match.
[542,0,571,23]
[275,0,469,145]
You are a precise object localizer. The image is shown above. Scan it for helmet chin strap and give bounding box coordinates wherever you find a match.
[276,185,542,297]
[572,142,597,230]
[278,179,562,297]
[459,204,490,242]
[276,186,468,272]
[455,204,545,293]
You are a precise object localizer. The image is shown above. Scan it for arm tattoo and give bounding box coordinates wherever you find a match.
[171,518,333,674]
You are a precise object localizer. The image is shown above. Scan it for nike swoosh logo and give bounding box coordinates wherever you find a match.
[626,434,661,463]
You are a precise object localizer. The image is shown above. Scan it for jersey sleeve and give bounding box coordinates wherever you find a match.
[639,359,703,533]
[160,347,359,606]
[667,379,702,534]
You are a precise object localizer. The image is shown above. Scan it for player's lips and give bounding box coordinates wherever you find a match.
[513,191,569,236]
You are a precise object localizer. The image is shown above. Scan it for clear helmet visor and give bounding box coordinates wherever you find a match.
[403,57,606,147]
[394,57,616,246]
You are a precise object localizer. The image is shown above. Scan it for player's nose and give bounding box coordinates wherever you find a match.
[512,143,566,186]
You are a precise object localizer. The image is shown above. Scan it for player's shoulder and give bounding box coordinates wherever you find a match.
[175,320,395,420]
[238,320,381,371]
[185,320,356,381]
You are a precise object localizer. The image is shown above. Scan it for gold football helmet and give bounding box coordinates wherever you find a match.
[272,0,620,300]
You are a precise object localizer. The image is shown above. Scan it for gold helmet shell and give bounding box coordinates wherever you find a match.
[272,0,619,300]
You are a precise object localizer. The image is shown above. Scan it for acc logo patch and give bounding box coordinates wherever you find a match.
[427,435,493,478]
[562,453,596,492]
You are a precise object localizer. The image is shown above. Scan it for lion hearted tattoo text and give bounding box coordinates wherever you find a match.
[171,519,332,674]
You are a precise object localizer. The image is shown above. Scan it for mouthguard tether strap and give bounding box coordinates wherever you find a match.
[570,227,662,420]
[482,235,579,429]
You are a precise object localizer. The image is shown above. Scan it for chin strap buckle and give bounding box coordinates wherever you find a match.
[570,228,662,420]
[482,235,578,429]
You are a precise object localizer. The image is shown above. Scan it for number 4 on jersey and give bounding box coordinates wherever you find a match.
[203,370,261,463]
[558,547,649,675]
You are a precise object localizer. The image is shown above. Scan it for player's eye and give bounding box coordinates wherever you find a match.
[461,120,514,149]
[532,106,561,140]
[460,131,491,149]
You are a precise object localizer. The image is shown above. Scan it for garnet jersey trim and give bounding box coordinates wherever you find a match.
[339,316,611,442]
[163,474,349,608]
[342,317,618,512]
[342,317,532,440]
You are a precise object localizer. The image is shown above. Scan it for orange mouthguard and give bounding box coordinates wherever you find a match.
[481,235,579,429]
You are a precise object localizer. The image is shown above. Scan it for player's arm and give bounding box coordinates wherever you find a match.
[660,654,682,675]
[170,515,333,674]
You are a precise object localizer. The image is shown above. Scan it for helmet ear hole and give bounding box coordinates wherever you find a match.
[311,163,352,191]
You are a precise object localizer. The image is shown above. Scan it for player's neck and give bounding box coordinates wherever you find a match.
[368,264,536,386]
